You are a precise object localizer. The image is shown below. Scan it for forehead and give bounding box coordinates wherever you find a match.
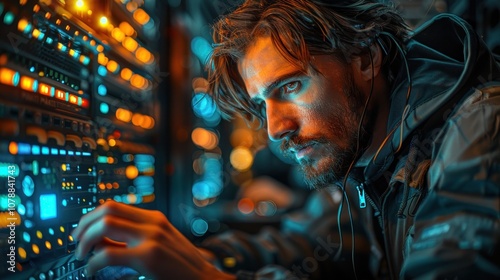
[237,36,302,98]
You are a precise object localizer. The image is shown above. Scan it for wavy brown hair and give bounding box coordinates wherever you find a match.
[207,0,410,126]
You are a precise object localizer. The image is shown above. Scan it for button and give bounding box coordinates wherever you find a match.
[82,137,96,149]
[26,126,47,144]
[66,135,82,148]
[48,131,65,146]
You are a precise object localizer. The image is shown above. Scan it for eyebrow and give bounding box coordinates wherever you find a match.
[251,70,305,102]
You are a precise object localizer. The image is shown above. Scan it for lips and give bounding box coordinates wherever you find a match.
[292,143,315,161]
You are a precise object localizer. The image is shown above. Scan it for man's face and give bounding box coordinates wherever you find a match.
[238,36,368,188]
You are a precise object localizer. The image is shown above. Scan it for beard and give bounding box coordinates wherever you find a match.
[281,74,370,190]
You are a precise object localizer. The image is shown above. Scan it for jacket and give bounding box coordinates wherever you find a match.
[201,14,500,279]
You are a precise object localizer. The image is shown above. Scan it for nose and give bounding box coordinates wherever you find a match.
[265,100,298,142]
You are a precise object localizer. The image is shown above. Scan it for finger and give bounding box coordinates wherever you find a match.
[93,237,127,253]
[75,215,143,260]
[85,246,141,277]
[72,201,150,241]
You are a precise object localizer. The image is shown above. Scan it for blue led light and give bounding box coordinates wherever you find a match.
[32,80,39,92]
[23,22,33,34]
[31,145,40,155]
[98,65,107,76]
[192,93,217,119]
[23,232,31,243]
[191,218,208,237]
[39,194,57,220]
[37,32,45,41]
[80,56,90,65]
[82,152,91,156]
[134,176,154,186]
[24,220,34,228]
[100,102,109,114]
[17,204,26,215]
[42,146,50,155]
[134,154,155,163]
[191,36,213,65]
[29,66,35,72]
[41,167,51,174]
[59,149,66,155]
[12,72,20,87]
[18,143,31,155]
[97,84,107,96]
[97,156,107,163]
[48,228,54,235]
[68,151,74,155]
[3,12,14,25]
[46,37,53,45]
[51,148,58,155]
[76,151,81,156]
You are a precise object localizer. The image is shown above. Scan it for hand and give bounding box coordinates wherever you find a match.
[72,200,235,280]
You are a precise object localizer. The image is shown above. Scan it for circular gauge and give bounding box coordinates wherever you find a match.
[22,175,35,197]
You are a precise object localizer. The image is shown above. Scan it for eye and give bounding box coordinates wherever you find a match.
[280,81,301,95]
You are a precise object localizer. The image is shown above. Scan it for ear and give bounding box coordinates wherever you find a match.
[351,43,383,82]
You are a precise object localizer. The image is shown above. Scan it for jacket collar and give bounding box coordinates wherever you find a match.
[363,14,500,182]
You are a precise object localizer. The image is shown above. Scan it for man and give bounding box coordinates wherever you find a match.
[73,0,500,279]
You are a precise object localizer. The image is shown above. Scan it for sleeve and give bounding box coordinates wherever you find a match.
[200,187,372,280]
[402,86,500,279]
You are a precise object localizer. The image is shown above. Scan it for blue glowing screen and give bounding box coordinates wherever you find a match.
[39,194,57,220]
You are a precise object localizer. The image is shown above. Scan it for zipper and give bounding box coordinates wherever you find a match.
[356,183,367,208]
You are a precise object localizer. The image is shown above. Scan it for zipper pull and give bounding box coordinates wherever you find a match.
[356,183,366,209]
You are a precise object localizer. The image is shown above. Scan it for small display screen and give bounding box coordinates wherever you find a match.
[39,194,58,220]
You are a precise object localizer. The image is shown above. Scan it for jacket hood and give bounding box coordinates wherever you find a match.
[364,13,500,181]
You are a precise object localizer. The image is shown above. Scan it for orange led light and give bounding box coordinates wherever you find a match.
[17,18,30,33]
[69,94,78,105]
[55,89,67,100]
[9,142,18,155]
[120,68,133,81]
[38,83,54,96]
[122,37,138,52]
[133,9,150,25]
[125,165,139,179]
[130,74,146,89]
[18,247,27,260]
[119,21,134,36]
[135,47,153,64]
[97,53,108,65]
[20,76,37,92]
[106,60,119,73]
[32,244,40,254]
[32,28,42,39]
[111,28,125,42]
[0,68,20,86]
[132,113,143,126]
[116,108,132,122]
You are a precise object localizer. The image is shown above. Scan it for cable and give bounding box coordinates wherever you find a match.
[335,44,376,280]
[372,32,413,163]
